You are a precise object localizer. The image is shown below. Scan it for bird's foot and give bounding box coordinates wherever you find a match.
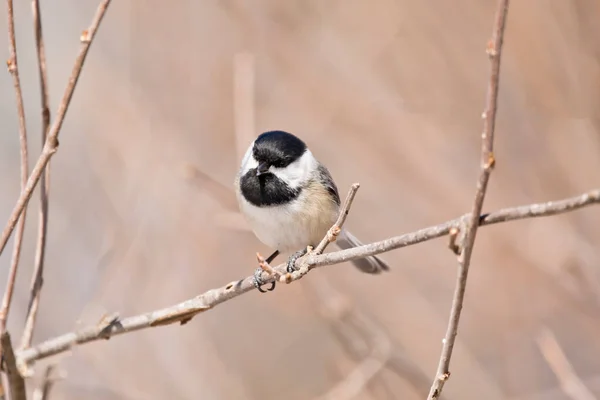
[253,267,275,293]
[286,246,312,273]
[253,251,280,293]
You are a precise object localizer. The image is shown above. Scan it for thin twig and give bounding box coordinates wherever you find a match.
[1,333,26,400]
[310,278,432,399]
[536,327,596,400]
[32,365,56,400]
[20,0,53,351]
[310,280,392,400]
[13,188,600,371]
[256,252,281,281]
[310,189,600,268]
[0,0,31,335]
[318,343,390,400]
[282,183,359,283]
[0,0,112,256]
[427,1,510,398]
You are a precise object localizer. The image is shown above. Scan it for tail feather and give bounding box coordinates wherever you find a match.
[336,230,390,274]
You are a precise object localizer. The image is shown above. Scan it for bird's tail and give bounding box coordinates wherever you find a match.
[336,230,390,274]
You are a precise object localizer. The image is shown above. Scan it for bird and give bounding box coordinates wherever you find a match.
[235,130,390,292]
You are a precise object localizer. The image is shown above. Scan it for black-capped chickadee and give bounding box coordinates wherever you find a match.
[235,130,389,292]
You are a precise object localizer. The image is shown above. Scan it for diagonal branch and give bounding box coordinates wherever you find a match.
[0,0,31,334]
[427,1,510,398]
[14,188,599,373]
[20,0,53,351]
[536,327,596,400]
[0,0,112,257]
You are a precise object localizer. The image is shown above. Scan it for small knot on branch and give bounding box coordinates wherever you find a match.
[6,58,16,73]
[484,152,496,170]
[439,371,451,382]
[485,39,497,57]
[448,227,460,255]
[326,226,341,243]
[80,30,91,43]
[97,313,121,340]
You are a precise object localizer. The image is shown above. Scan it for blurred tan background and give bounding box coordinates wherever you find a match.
[1,0,600,399]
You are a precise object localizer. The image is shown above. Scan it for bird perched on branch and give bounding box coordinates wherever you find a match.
[235,130,389,292]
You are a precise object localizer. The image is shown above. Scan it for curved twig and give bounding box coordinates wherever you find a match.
[20,0,53,351]
[0,0,31,335]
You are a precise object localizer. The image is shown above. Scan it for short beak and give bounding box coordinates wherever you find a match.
[256,162,269,176]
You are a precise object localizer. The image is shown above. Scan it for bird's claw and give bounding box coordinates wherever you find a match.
[253,267,275,293]
[287,248,309,274]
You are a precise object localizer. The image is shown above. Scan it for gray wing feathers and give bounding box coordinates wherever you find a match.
[336,229,390,274]
[316,164,341,205]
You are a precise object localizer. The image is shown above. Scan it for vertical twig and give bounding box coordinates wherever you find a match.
[20,0,52,351]
[427,1,510,399]
[0,0,30,333]
[1,333,27,400]
[0,0,112,257]
[31,366,55,400]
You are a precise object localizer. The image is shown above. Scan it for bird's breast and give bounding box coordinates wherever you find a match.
[238,184,339,253]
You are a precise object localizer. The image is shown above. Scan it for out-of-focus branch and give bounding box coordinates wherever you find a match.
[427,1,510,398]
[1,333,26,400]
[31,366,56,400]
[536,328,596,400]
[13,188,600,373]
[310,279,431,400]
[310,280,390,400]
[182,164,240,211]
[20,0,53,351]
[0,0,31,335]
[0,0,112,256]
[319,345,390,400]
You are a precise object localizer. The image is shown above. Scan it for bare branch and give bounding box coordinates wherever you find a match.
[318,343,390,400]
[0,0,112,256]
[536,327,596,400]
[31,366,56,400]
[0,0,31,334]
[427,1,510,398]
[310,278,434,399]
[310,280,391,400]
[20,0,53,351]
[13,188,600,372]
[1,333,26,400]
[311,189,600,269]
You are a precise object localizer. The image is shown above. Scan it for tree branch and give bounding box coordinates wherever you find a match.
[536,327,596,400]
[0,0,31,334]
[14,188,599,373]
[427,1,510,398]
[310,279,406,400]
[20,0,53,351]
[31,365,56,400]
[0,0,112,257]
[1,333,26,400]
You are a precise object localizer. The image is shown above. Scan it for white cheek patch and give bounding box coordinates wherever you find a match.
[240,142,258,175]
[271,150,317,189]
